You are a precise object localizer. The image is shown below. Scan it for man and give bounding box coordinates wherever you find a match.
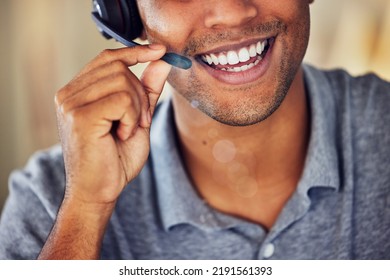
[0,0,389,259]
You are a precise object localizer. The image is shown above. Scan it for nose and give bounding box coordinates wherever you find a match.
[204,0,258,29]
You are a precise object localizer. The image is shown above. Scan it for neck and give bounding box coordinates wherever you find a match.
[171,67,310,229]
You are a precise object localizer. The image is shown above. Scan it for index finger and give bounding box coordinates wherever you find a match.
[79,44,167,77]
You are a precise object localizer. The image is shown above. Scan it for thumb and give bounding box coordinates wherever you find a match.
[141,60,172,117]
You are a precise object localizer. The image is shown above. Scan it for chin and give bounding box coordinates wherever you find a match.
[196,89,287,127]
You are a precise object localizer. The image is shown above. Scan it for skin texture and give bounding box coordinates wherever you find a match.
[39,45,172,259]
[138,0,311,227]
[39,0,312,259]
[138,0,310,125]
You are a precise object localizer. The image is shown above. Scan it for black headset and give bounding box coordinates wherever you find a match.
[91,0,191,69]
[92,0,143,41]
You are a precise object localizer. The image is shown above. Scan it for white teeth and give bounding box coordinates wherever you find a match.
[205,54,213,65]
[210,53,219,65]
[238,48,250,63]
[249,44,257,57]
[247,63,255,70]
[200,39,269,72]
[218,53,228,65]
[241,64,249,71]
[256,41,263,54]
[227,50,239,65]
[220,57,262,73]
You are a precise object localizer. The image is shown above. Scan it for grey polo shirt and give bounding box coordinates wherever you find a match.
[0,64,389,259]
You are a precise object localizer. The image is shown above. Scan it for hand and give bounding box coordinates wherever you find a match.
[55,44,172,209]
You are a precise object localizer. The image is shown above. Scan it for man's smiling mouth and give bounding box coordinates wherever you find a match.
[198,38,271,73]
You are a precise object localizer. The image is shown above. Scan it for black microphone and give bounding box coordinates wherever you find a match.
[91,12,192,70]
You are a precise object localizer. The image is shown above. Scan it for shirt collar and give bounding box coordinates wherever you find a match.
[300,64,340,191]
[269,65,341,235]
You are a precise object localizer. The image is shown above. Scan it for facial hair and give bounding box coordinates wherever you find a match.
[167,17,310,126]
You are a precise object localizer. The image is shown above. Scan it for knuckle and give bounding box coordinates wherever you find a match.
[116,92,140,116]
[115,72,132,89]
[54,93,61,108]
[59,100,72,114]
[111,60,128,73]
[116,91,133,107]
[115,72,129,83]
[55,86,68,106]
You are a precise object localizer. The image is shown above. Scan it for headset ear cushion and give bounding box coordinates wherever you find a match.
[96,0,124,34]
[123,0,143,40]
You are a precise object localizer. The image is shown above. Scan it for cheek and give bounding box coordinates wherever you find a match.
[271,2,310,52]
[137,1,190,51]
[141,9,170,36]
[264,0,309,25]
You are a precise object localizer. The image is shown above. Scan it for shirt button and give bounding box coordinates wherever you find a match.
[263,243,275,259]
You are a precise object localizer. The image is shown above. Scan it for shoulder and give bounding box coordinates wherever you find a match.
[304,64,390,113]
[303,66,390,258]
[0,145,65,259]
[304,65,390,139]
[308,64,390,163]
[9,144,66,219]
[303,64,390,195]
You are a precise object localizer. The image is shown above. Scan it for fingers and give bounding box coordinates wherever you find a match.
[58,60,136,104]
[58,72,145,141]
[53,44,174,207]
[79,44,167,77]
[55,44,172,145]
[56,44,166,105]
[141,59,173,117]
[69,91,142,141]
[60,67,146,121]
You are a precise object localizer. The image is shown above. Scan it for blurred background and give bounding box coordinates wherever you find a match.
[0,0,390,213]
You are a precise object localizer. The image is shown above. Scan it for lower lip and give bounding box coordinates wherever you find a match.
[198,40,273,86]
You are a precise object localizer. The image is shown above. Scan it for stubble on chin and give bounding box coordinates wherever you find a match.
[167,15,310,127]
